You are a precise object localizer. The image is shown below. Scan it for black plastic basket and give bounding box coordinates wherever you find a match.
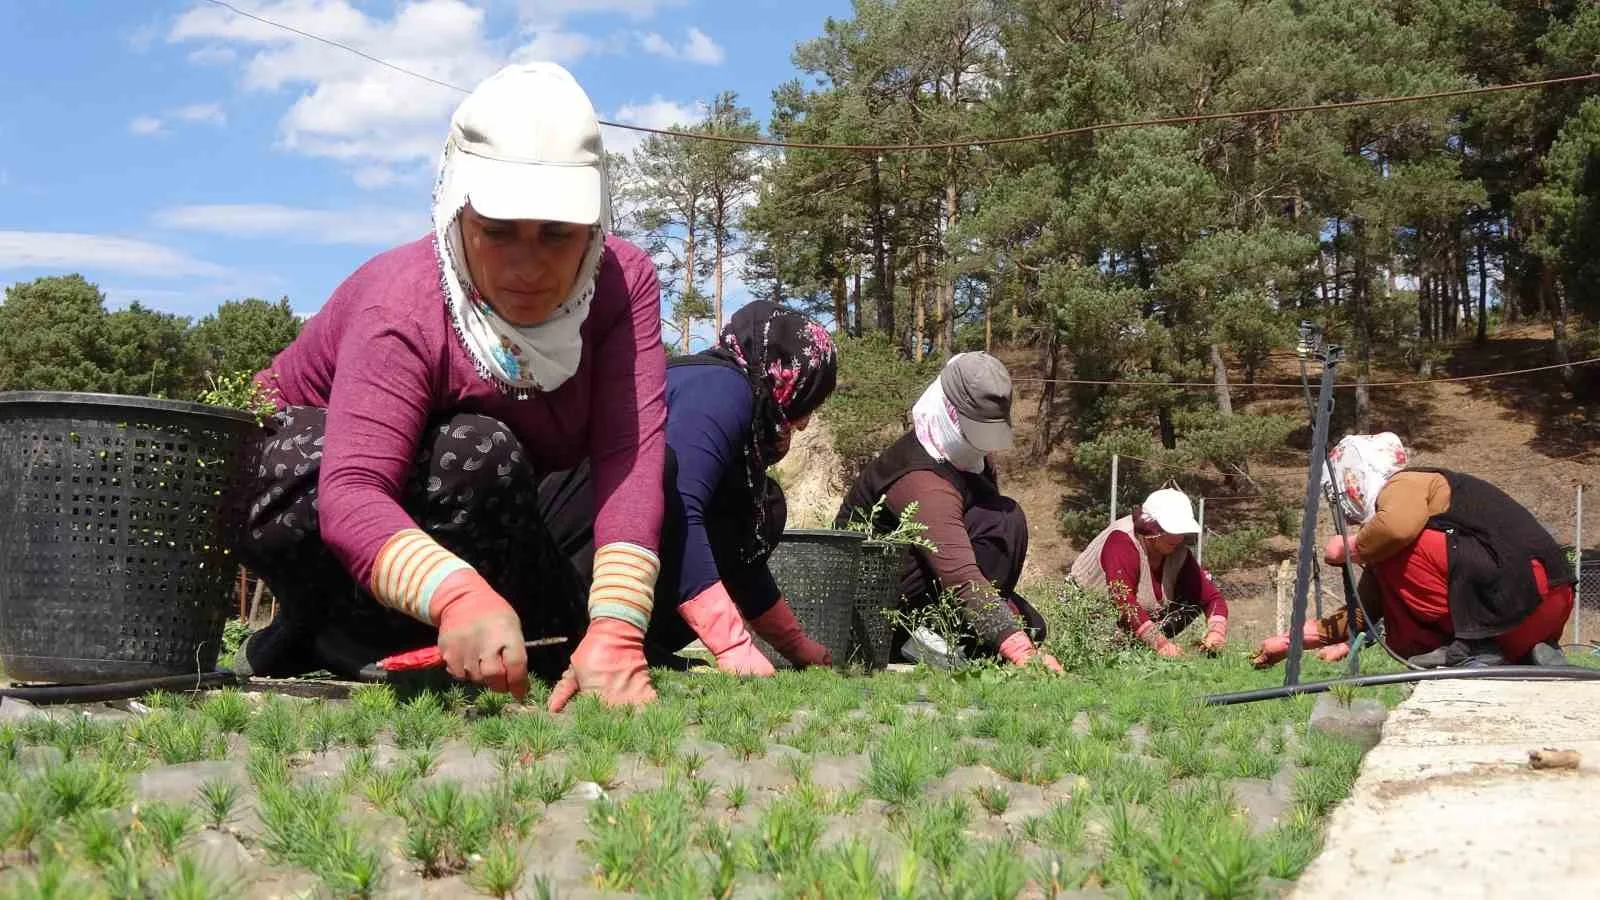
[852,541,908,669]
[758,529,862,669]
[0,392,260,683]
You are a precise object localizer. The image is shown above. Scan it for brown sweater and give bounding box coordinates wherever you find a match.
[886,469,996,603]
[1355,470,1452,564]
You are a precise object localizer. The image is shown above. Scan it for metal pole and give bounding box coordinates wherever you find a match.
[1197,498,1206,566]
[1286,349,1340,688]
[1109,454,1119,525]
[1577,484,1584,646]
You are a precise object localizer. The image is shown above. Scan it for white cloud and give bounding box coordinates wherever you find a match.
[187,45,239,65]
[637,32,675,57]
[636,27,723,65]
[154,204,429,246]
[512,28,599,64]
[130,115,167,137]
[0,232,230,278]
[514,0,684,23]
[169,0,501,170]
[172,103,227,125]
[607,97,699,156]
[682,28,724,65]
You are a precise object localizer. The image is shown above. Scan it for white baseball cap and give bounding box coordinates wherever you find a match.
[445,62,606,225]
[1142,488,1201,535]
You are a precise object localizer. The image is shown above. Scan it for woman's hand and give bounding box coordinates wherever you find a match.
[749,597,832,669]
[547,617,657,711]
[997,632,1065,673]
[432,570,530,698]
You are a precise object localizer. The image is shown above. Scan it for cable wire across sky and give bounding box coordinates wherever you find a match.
[200,0,1600,153]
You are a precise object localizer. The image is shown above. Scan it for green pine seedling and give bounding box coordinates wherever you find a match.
[195,778,241,830]
[156,853,241,900]
[199,689,252,734]
[724,781,748,812]
[973,784,1010,817]
[531,764,574,805]
[246,696,303,755]
[466,837,527,899]
[137,800,198,861]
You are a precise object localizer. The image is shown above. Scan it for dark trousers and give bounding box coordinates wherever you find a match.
[897,495,1047,659]
[536,449,771,668]
[235,407,587,681]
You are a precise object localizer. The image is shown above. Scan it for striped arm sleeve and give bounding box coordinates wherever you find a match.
[368,528,472,624]
[588,542,659,632]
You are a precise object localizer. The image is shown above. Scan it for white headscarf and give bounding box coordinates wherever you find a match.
[431,138,610,398]
[1322,432,1410,525]
[911,377,987,474]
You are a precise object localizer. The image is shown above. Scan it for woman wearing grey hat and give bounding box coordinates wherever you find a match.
[836,353,1062,671]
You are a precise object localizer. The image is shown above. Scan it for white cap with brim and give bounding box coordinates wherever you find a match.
[1142,487,1202,535]
[445,61,607,226]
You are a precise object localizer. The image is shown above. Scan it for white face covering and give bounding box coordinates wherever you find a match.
[911,378,988,474]
[431,138,610,397]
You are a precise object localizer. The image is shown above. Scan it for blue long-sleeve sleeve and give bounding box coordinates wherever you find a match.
[666,365,756,604]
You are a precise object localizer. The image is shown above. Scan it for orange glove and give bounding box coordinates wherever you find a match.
[1136,621,1182,658]
[997,632,1065,673]
[748,598,832,668]
[1323,535,1359,566]
[432,569,528,699]
[1197,615,1228,654]
[677,583,775,676]
[547,618,656,712]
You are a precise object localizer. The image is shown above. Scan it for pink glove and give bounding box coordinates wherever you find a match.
[677,583,776,677]
[1198,615,1228,653]
[1136,621,1182,658]
[547,618,656,712]
[1251,622,1331,668]
[1323,535,1359,566]
[1316,642,1350,663]
[997,632,1065,673]
[748,598,832,668]
[432,570,529,699]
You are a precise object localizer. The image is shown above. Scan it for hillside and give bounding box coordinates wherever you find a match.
[779,325,1600,642]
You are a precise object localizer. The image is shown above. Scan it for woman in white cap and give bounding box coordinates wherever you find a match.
[235,63,666,711]
[1069,488,1230,657]
[836,353,1062,672]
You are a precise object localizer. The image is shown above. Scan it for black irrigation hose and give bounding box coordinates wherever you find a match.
[0,671,237,706]
[1204,665,1600,706]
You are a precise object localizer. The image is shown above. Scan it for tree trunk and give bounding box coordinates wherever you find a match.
[940,152,960,354]
[984,277,993,352]
[1351,217,1372,433]
[1157,405,1177,451]
[1332,217,1343,306]
[713,211,726,334]
[912,243,926,362]
[1476,225,1489,345]
[1549,266,1574,384]
[832,265,848,336]
[869,157,892,335]
[1418,259,1432,343]
[1036,331,1059,457]
[681,216,697,355]
[1455,233,1472,339]
[1210,342,1233,417]
[852,267,863,336]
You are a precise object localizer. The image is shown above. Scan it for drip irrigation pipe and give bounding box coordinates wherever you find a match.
[1204,665,1600,706]
[0,671,237,706]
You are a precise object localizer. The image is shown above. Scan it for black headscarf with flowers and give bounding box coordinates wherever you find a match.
[670,300,837,561]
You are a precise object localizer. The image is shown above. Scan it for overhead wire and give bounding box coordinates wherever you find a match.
[199,0,1600,153]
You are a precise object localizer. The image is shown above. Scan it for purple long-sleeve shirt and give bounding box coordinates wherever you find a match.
[259,234,667,588]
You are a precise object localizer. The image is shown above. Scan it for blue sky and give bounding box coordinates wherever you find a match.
[0,0,849,334]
